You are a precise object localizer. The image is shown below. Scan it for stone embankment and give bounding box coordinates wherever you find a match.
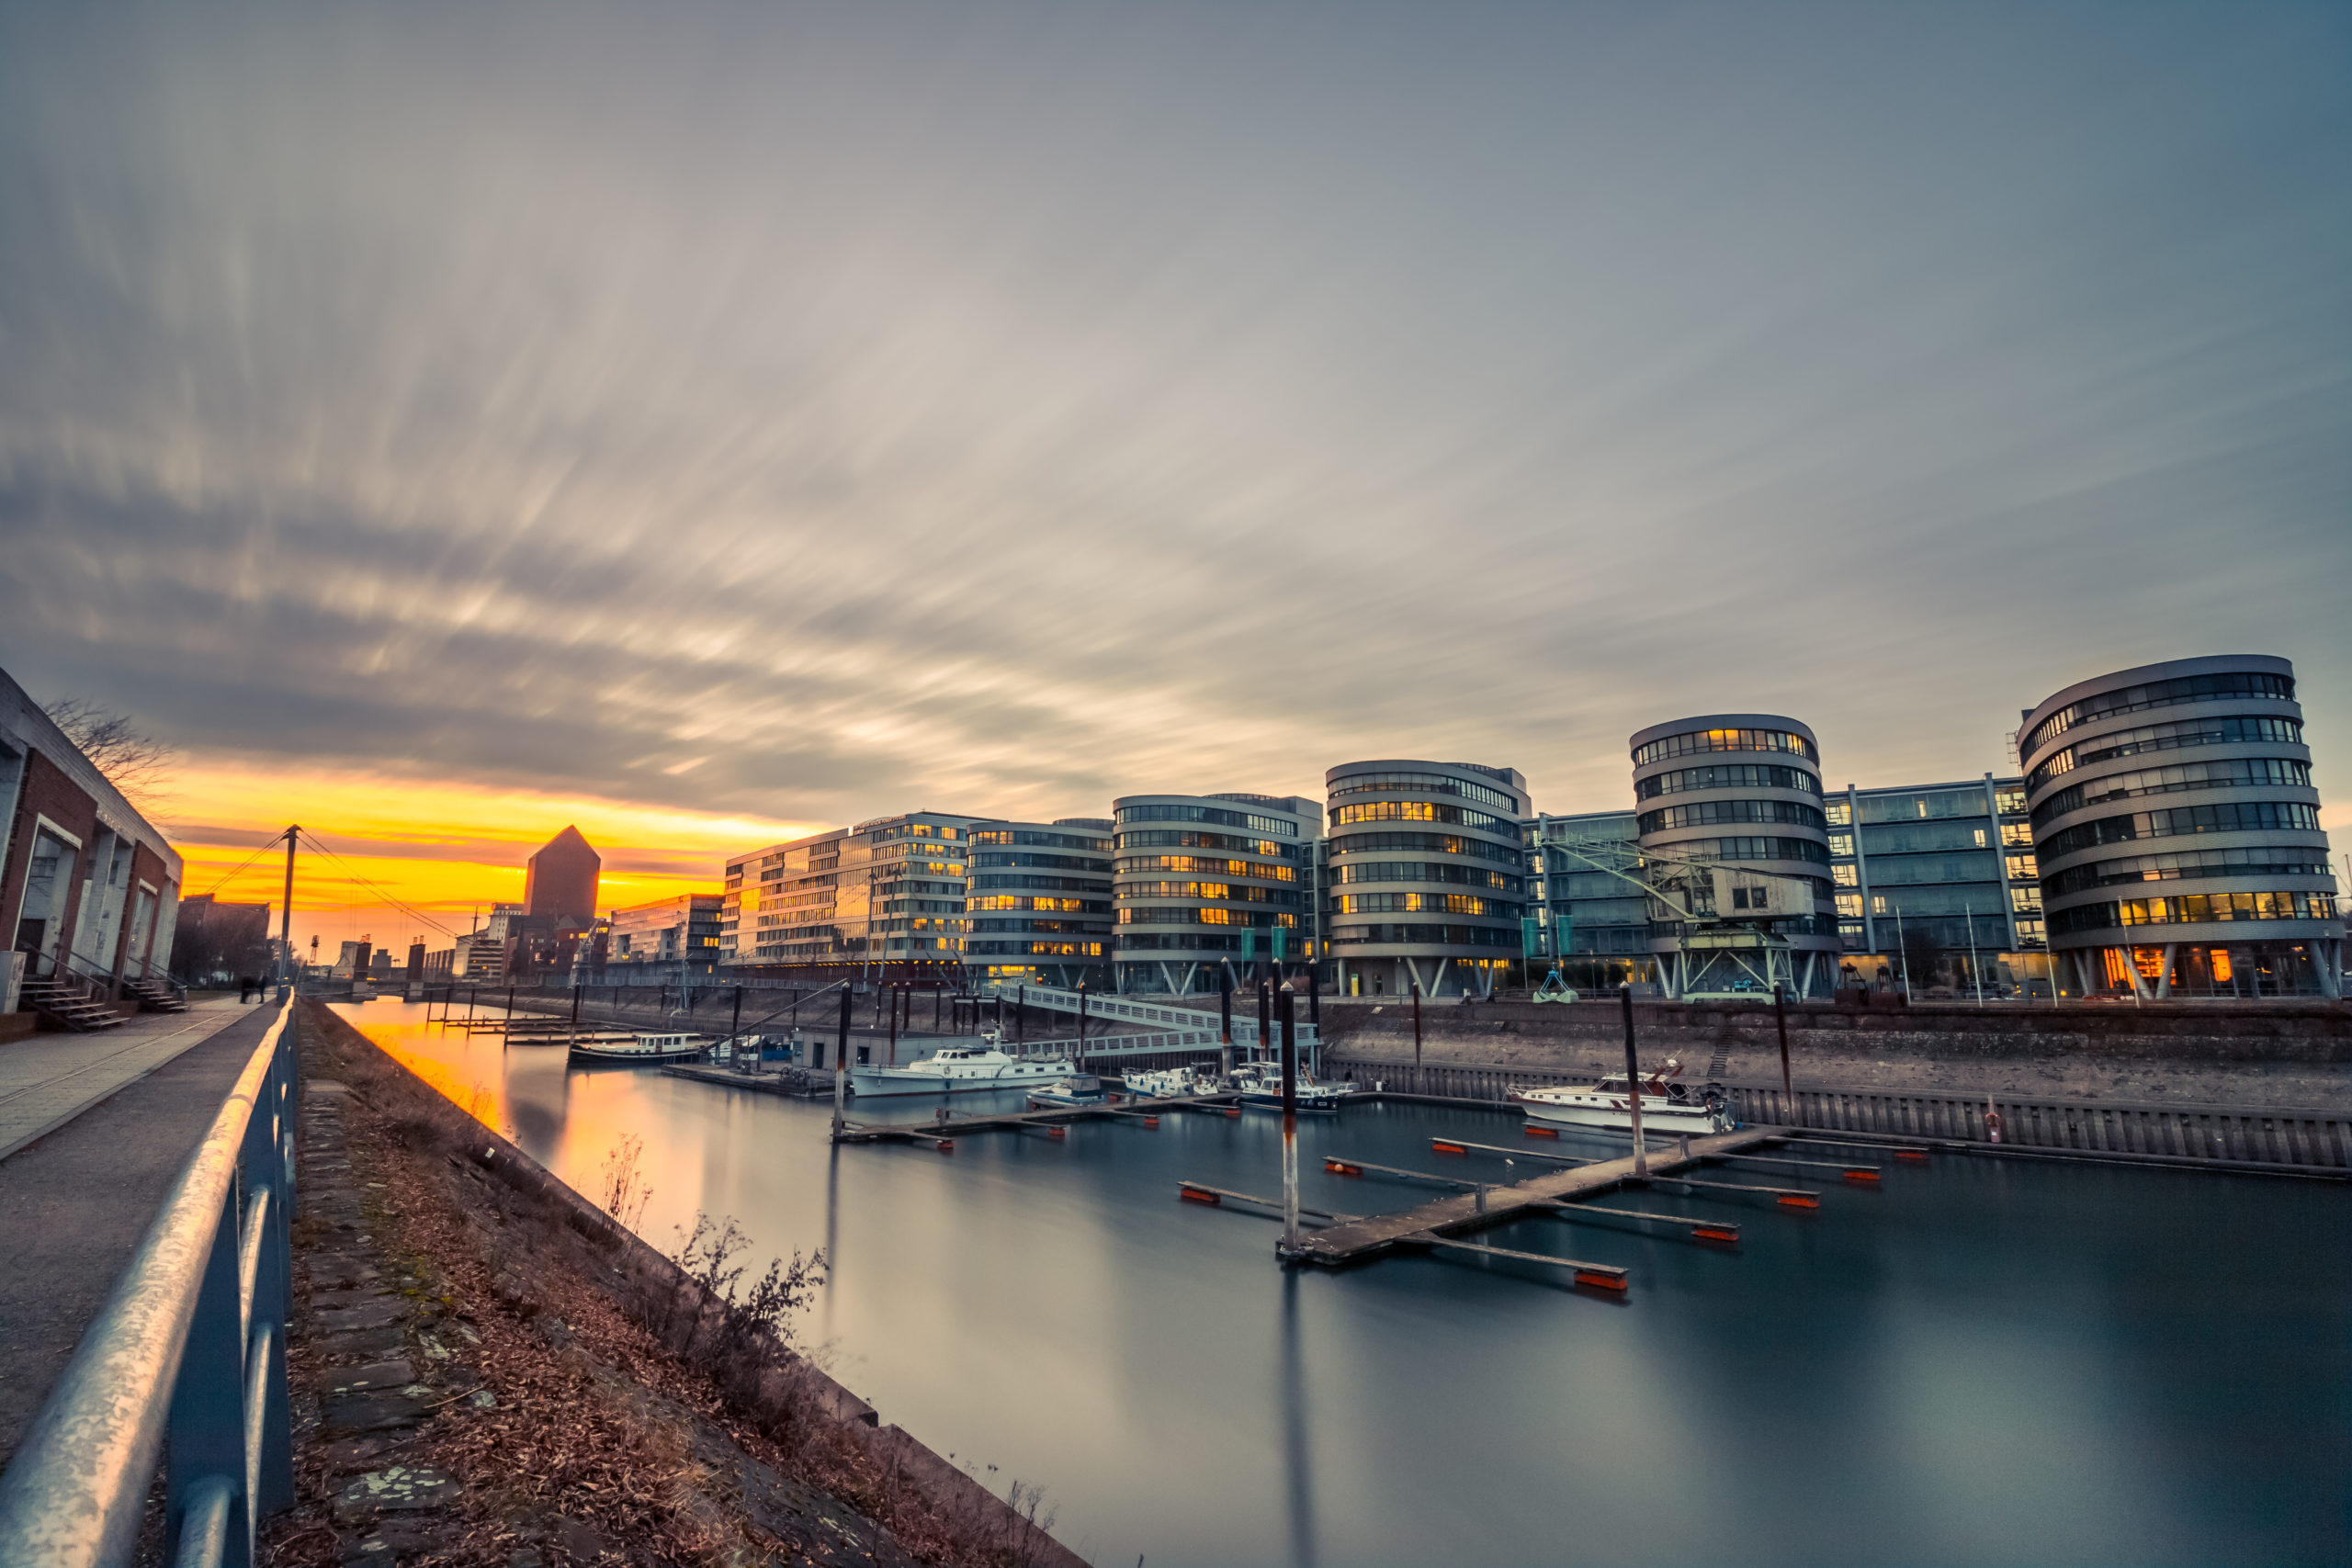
[278,1001,1081,1568]
[1317,996,2352,1111]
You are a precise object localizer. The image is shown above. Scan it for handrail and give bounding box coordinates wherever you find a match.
[0,998,298,1568]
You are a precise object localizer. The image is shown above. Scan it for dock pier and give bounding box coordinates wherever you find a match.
[1279,1124,1789,1268]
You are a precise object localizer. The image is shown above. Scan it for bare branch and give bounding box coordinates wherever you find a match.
[41,698,175,809]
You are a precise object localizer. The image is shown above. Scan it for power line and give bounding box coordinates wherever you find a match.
[193,837,283,902]
[295,829,464,940]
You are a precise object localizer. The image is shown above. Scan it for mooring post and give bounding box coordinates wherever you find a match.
[1621,982,1648,1177]
[1280,982,1299,1253]
[1306,967,1320,1078]
[1411,980,1423,1083]
[1257,977,1272,1070]
[1217,966,1234,1081]
[888,984,899,1066]
[832,987,852,1137]
[1076,982,1089,1072]
[730,986,743,1059]
[1773,981,1795,1126]
[1015,985,1024,1046]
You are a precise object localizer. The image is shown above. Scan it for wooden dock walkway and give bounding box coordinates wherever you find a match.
[1283,1124,1786,1265]
[836,1092,1238,1145]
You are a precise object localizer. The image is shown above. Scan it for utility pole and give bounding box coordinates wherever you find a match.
[277,825,298,995]
[1620,982,1648,1178]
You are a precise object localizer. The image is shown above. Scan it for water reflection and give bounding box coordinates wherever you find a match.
[1279,1269,1316,1568]
[335,999,2352,1568]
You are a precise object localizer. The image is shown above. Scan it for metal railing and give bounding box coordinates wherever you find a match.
[0,998,299,1567]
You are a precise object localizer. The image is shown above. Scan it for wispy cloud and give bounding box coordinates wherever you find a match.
[2,0,2345,861]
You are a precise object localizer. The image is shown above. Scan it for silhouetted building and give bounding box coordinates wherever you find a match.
[173,895,274,986]
[524,826,601,924]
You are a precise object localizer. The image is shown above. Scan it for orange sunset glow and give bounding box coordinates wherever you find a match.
[163,757,821,953]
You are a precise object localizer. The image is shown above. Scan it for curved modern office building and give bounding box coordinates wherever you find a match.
[963,818,1114,988]
[1324,760,1530,998]
[1629,715,1839,997]
[1112,793,1319,994]
[2022,656,2340,998]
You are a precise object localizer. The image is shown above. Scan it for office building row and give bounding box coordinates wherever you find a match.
[710,653,2342,1001]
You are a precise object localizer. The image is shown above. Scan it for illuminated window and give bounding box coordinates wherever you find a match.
[1832,864,1859,886]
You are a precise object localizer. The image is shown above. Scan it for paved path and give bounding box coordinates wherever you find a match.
[0,999,282,1466]
[0,997,258,1161]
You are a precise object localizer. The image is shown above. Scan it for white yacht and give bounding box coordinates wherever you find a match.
[1122,1066,1220,1100]
[1510,1066,1732,1135]
[848,1045,1072,1098]
[1227,1061,1354,1113]
[571,1032,713,1066]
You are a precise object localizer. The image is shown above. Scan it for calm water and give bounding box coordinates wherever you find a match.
[335,1001,2350,1567]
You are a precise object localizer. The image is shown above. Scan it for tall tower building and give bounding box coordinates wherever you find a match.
[524,826,602,925]
[1324,760,1530,999]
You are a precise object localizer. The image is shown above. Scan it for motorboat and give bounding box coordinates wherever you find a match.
[1510,1059,1732,1134]
[570,1032,713,1066]
[1026,1074,1108,1109]
[849,1045,1072,1098]
[1226,1061,1354,1113]
[1121,1066,1220,1100]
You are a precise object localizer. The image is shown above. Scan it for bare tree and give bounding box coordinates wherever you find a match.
[42,699,175,808]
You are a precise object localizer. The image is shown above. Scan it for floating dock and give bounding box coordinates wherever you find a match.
[1281,1125,1788,1267]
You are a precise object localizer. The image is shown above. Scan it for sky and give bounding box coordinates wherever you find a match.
[1,1,2346,950]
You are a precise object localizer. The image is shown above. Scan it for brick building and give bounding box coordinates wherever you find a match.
[0,667,183,1028]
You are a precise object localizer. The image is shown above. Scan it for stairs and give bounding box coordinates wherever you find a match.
[124,976,189,1013]
[18,974,130,1032]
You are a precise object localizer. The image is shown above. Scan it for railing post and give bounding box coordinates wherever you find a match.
[166,1182,251,1564]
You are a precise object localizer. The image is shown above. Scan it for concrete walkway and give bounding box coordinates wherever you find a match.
[0,998,282,1467]
[0,995,257,1161]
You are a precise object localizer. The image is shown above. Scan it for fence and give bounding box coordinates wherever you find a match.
[0,998,299,1567]
[1326,1055,2350,1175]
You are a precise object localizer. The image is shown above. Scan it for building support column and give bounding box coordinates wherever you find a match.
[2154,942,2177,999]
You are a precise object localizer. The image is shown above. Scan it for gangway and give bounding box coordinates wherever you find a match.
[978,981,1317,1051]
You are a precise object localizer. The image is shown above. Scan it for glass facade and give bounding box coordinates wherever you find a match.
[719,812,988,973]
[1112,793,1320,994]
[1825,776,2043,987]
[962,818,1114,987]
[1325,760,1530,998]
[1630,715,1840,998]
[2024,655,2338,998]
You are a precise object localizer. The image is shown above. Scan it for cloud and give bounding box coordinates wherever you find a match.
[0,0,2346,848]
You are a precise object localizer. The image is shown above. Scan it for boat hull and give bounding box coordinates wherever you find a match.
[570,1043,708,1065]
[849,1062,1072,1097]
[1512,1091,1729,1134]
[1235,1089,1349,1114]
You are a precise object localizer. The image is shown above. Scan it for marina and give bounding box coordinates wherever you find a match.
[339,998,2352,1567]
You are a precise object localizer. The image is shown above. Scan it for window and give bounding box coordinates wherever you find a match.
[1332,800,1510,832]
[1115,804,1301,837]
[1835,894,1863,918]
[2041,847,2334,896]
[2002,822,2035,848]
[2035,799,2324,858]
[2005,853,2039,882]
[2025,671,2295,756]
[2009,888,2041,913]
[1833,864,1860,886]
[2049,889,2332,934]
[1973,829,1988,848]
[1828,832,1854,857]
[1329,773,1520,810]
[1994,785,2029,815]
[2031,757,2312,826]
[1825,800,1852,827]
[1638,799,1826,834]
[1634,764,1821,800]
[1634,728,1817,766]
[1329,830,1526,865]
[1870,895,1889,916]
